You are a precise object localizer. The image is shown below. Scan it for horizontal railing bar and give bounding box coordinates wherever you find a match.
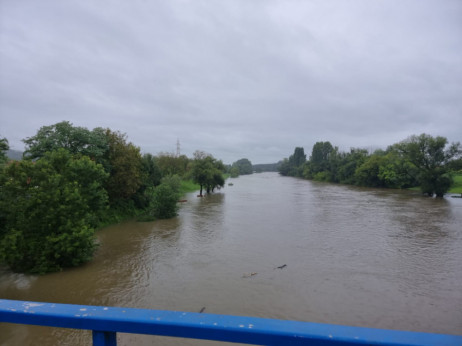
[1,299,461,345]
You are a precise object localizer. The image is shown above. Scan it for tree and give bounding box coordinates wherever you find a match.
[229,166,240,178]
[354,153,385,187]
[0,149,108,273]
[23,121,108,165]
[156,153,190,177]
[133,153,163,209]
[232,158,253,175]
[309,142,334,176]
[336,148,369,185]
[0,137,9,167]
[290,147,306,168]
[395,134,462,196]
[147,175,182,220]
[104,130,143,203]
[210,166,225,193]
[190,151,225,196]
[355,151,416,189]
[278,147,306,177]
[278,158,291,176]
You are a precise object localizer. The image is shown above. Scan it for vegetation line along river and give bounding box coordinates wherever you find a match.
[1,172,461,345]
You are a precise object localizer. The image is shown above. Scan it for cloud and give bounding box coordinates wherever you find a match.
[1,0,461,163]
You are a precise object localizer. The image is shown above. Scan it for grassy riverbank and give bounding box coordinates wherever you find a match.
[449,174,462,194]
[408,174,462,194]
[179,179,200,194]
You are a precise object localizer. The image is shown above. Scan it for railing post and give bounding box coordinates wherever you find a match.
[92,330,117,346]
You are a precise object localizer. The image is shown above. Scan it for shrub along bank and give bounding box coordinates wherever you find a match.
[0,122,225,274]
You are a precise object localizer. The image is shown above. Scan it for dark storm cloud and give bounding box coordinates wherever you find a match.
[1,0,461,163]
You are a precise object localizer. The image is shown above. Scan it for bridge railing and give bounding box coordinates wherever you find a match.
[1,299,461,346]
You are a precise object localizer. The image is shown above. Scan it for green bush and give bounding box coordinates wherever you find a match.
[137,175,182,221]
[0,149,108,273]
[152,183,180,219]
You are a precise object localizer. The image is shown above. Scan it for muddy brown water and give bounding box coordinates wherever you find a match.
[1,172,461,345]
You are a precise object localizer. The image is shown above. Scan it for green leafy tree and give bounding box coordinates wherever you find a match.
[0,137,9,167]
[133,153,163,209]
[190,151,225,196]
[395,134,462,196]
[229,166,240,178]
[150,184,180,219]
[139,175,182,221]
[335,148,369,184]
[23,121,108,165]
[354,151,411,188]
[309,142,334,176]
[232,158,253,175]
[152,175,182,219]
[104,130,143,203]
[291,147,306,168]
[278,147,306,177]
[210,167,225,193]
[289,147,306,177]
[354,154,385,187]
[156,153,190,177]
[0,149,108,273]
[141,154,162,187]
[380,150,418,188]
[278,158,291,176]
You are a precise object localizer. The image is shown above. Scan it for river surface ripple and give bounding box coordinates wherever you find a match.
[1,172,461,345]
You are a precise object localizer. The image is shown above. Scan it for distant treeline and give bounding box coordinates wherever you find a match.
[0,121,226,274]
[253,162,279,172]
[279,134,462,197]
[227,160,279,177]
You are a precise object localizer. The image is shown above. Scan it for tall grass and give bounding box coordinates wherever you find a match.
[449,174,462,194]
[179,180,200,195]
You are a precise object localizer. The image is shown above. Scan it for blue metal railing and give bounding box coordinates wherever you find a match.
[1,299,461,345]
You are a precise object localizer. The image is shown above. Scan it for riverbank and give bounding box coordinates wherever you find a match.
[179,179,200,194]
[408,173,462,195]
[449,174,462,193]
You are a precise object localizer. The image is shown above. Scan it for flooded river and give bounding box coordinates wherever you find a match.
[1,172,461,344]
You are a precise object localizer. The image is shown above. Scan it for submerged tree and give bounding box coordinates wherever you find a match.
[0,149,108,273]
[152,175,182,219]
[190,151,225,196]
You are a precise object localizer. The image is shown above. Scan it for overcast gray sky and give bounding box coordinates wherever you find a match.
[1,0,461,164]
